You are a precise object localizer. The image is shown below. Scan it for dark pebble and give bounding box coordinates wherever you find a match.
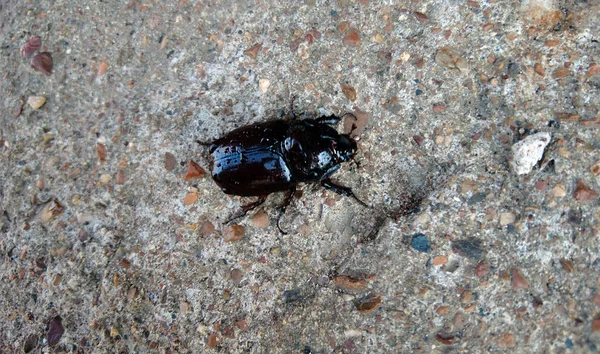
[411,233,430,253]
[467,192,487,205]
[451,237,484,260]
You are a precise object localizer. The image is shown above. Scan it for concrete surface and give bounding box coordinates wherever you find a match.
[1,0,600,352]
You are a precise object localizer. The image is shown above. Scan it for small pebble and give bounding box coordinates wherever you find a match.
[97,61,109,76]
[497,333,515,348]
[96,143,107,163]
[341,84,357,101]
[223,225,245,242]
[511,132,551,175]
[243,43,262,59]
[258,78,270,93]
[411,233,430,253]
[333,275,368,291]
[499,212,516,225]
[184,160,205,181]
[510,268,529,289]
[20,35,41,58]
[432,255,448,265]
[116,170,125,184]
[27,96,46,110]
[183,192,198,205]
[451,238,484,260]
[99,174,111,184]
[552,66,571,79]
[30,52,53,75]
[343,29,360,46]
[164,152,176,171]
[251,209,269,228]
[591,162,600,175]
[573,180,599,202]
[230,269,243,285]
[552,184,567,197]
[353,293,381,313]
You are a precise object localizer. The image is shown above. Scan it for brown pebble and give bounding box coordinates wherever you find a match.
[591,162,600,176]
[534,63,545,76]
[207,333,218,348]
[230,269,243,285]
[573,180,599,202]
[338,21,349,33]
[497,332,515,348]
[460,290,473,303]
[343,29,361,46]
[333,275,368,291]
[251,209,269,228]
[199,221,215,236]
[552,66,571,79]
[453,312,465,330]
[341,84,357,101]
[97,61,109,76]
[435,48,468,72]
[116,170,125,185]
[475,262,489,277]
[586,63,600,78]
[47,316,65,346]
[560,259,574,272]
[30,52,53,75]
[224,225,245,242]
[36,199,65,223]
[535,180,547,190]
[510,268,529,289]
[413,135,424,146]
[435,332,455,345]
[164,152,176,171]
[354,293,381,313]
[413,11,428,20]
[20,35,41,58]
[593,315,600,332]
[243,43,262,59]
[184,160,205,181]
[235,319,248,330]
[432,104,446,112]
[119,259,131,268]
[432,255,447,265]
[183,192,198,205]
[96,143,107,163]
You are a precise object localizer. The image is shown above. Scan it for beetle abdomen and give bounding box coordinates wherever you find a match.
[211,145,294,196]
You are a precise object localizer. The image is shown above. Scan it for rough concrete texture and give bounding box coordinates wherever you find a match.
[1,0,600,352]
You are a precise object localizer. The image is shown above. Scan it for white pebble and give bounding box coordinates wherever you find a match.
[511,132,551,175]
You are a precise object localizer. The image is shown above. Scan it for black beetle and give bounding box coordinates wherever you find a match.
[203,106,366,233]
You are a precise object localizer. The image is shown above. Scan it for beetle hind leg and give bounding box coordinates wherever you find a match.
[225,196,268,224]
[321,178,368,207]
[276,187,296,235]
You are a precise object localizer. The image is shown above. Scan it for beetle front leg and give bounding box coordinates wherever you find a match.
[225,196,268,224]
[320,178,368,207]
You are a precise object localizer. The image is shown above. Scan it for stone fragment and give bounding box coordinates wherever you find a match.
[511,132,551,175]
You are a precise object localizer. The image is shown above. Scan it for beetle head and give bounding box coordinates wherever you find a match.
[335,134,357,162]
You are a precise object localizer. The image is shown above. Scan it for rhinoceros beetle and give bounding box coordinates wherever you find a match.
[202,103,366,233]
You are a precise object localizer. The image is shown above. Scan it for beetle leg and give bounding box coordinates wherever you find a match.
[225,196,267,224]
[289,95,297,120]
[195,139,213,147]
[315,115,341,125]
[276,187,296,235]
[320,178,368,207]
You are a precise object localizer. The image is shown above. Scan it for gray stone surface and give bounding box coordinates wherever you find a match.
[1,0,599,352]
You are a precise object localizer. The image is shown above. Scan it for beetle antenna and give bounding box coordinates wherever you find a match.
[196,139,212,147]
